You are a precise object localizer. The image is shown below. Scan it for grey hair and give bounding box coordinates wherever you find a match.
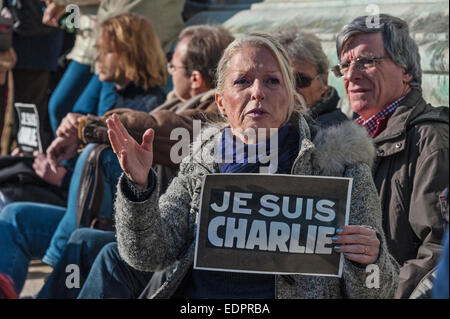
[276,28,329,75]
[215,32,306,125]
[336,14,422,89]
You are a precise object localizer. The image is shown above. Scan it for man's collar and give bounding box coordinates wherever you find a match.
[355,96,405,138]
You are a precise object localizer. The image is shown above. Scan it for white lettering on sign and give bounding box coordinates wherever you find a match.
[207,191,337,254]
[20,112,38,126]
[207,216,335,254]
[17,126,38,147]
[210,191,337,221]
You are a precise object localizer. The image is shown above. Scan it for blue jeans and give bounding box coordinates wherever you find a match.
[78,242,157,299]
[0,146,123,294]
[48,61,93,135]
[0,202,66,293]
[43,144,124,267]
[37,228,116,299]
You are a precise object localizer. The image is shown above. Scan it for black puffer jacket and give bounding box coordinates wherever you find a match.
[308,86,348,127]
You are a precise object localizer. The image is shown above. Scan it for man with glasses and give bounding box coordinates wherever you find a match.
[334,14,449,298]
[277,30,347,127]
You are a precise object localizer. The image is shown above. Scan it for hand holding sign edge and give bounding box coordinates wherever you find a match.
[333,225,380,265]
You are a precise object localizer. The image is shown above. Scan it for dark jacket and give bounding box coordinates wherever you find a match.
[371,88,449,298]
[110,83,166,114]
[309,86,348,127]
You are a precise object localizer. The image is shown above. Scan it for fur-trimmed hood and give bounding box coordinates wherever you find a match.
[187,113,375,176]
[311,120,375,175]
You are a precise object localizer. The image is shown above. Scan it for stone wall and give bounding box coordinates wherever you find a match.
[187,0,449,113]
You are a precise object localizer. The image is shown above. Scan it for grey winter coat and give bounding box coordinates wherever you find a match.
[114,113,400,299]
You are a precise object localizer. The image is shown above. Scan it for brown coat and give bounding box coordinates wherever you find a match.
[372,88,449,298]
[78,89,219,168]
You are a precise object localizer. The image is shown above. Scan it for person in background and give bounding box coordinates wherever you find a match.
[276,29,347,127]
[0,13,167,295]
[1,0,64,153]
[333,14,449,298]
[43,0,186,134]
[42,0,102,135]
[0,47,16,154]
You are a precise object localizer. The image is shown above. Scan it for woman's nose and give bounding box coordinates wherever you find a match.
[250,79,265,101]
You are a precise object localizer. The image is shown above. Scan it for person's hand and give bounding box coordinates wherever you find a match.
[107,113,154,190]
[33,151,67,186]
[11,147,24,157]
[1,7,12,19]
[56,113,84,138]
[332,225,380,264]
[42,1,66,27]
[47,135,80,171]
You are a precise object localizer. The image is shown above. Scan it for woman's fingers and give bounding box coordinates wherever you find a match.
[106,115,123,142]
[112,113,131,142]
[332,225,380,265]
[334,244,377,256]
[336,225,375,236]
[332,234,379,246]
[107,125,123,155]
[141,128,154,152]
[339,252,377,265]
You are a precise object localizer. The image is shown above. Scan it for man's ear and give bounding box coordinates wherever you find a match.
[403,70,413,84]
[190,70,204,89]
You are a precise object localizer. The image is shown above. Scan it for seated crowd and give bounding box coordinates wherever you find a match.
[0,5,448,300]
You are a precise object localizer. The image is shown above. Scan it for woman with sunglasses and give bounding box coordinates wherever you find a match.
[277,29,348,127]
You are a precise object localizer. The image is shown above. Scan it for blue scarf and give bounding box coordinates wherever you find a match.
[220,124,300,174]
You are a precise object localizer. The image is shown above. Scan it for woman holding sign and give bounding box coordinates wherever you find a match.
[108,33,399,298]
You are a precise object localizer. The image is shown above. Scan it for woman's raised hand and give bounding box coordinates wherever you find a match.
[107,114,154,190]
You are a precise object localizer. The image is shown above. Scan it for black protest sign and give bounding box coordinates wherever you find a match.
[14,103,43,154]
[194,174,352,277]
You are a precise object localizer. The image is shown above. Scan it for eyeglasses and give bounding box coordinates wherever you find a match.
[167,62,186,73]
[295,72,322,89]
[332,56,388,77]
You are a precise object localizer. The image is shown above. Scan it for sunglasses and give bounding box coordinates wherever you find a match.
[295,72,322,89]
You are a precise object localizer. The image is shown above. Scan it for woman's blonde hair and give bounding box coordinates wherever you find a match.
[215,32,306,125]
[98,13,167,90]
